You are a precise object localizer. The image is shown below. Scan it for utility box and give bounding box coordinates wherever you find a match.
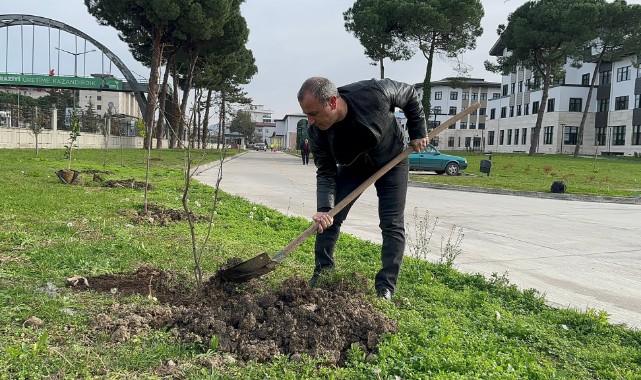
[480,159,492,176]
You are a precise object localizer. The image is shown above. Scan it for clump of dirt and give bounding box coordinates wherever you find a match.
[120,204,209,226]
[100,178,153,190]
[79,265,396,365]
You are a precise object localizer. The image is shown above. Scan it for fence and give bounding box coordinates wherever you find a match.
[0,126,169,149]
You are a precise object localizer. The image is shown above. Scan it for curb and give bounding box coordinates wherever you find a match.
[408,181,641,205]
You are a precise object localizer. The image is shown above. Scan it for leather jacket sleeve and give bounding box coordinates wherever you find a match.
[308,127,336,212]
[377,78,426,140]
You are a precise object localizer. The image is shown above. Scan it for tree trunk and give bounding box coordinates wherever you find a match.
[144,27,164,150]
[420,34,437,125]
[218,90,226,149]
[155,63,171,149]
[379,57,384,79]
[201,88,212,149]
[529,64,552,156]
[574,52,604,158]
[170,63,181,148]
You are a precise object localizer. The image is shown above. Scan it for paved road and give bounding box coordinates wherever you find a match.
[196,150,641,328]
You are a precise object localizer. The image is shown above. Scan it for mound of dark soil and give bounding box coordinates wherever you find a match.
[120,204,209,226]
[102,178,152,190]
[77,266,396,365]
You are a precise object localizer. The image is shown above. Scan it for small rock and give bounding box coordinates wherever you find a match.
[300,304,318,312]
[23,316,44,328]
[290,353,303,362]
[66,275,89,287]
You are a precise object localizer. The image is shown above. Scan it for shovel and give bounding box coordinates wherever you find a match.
[219,102,481,282]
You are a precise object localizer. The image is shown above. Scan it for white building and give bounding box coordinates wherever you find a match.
[275,113,307,150]
[486,39,641,156]
[415,78,501,151]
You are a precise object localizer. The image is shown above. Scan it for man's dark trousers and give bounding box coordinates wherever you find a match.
[313,159,408,293]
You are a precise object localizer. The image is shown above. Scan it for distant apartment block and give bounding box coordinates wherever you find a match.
[486,39,641,156]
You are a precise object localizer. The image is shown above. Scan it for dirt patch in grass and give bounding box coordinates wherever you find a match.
[100,178,153,190]
[120,204,209,225]
[74,265,396,365]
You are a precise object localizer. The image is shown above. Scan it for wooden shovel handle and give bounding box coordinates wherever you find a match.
[278,102,481,258]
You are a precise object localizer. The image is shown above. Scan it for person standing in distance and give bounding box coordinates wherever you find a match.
[301,138,311,165]
[297,77,428,301]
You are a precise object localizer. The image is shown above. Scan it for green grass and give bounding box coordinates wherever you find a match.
[1,148,640,379]
[411,151,641,198]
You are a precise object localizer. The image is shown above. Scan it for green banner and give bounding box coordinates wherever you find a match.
[0,74,123,91]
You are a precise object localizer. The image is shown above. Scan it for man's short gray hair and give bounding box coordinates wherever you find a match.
[297,77,338,105]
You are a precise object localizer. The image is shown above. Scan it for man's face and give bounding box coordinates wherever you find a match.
[299,93,337,131]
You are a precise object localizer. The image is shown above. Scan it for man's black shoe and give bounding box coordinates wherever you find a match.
[376,288,392,302]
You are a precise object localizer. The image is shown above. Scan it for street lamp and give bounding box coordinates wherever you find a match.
[55,47,96,77]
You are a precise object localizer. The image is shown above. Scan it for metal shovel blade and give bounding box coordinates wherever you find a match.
[219,252,277,282]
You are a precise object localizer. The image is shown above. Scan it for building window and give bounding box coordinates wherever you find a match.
[582,73,590,86]
[522,128,528,145]
[518,81,523,93]
[612,125,626,145]
[525,78,531,90]
[615,96,629,110]
[493,93,501,99]
[449,106,457,115]
[636,94,641,109]
[509,106,514,117]
[490,108,496,119]
[600,70,611,85]
[450,91,458,100]
[598,98,609,112]
[533,76,541,89]
[524,103,529,115]
[479,123,485,130]
[433,106,442,114]
[472,92,478,101]
[595,126,607,146]
[97,104,102,110]
[507,129,512,145]
[632,125,641,145]
[462,92,469,100]
[479,108,486,116]
[502,84,508,96]
[434,91,442,100]
[514,129,520,145]
[511,83,516,94]
[569,98,582,112]
[460,121,467,129]
[532,101,539,113]
[97,95,102,101]
[481,93,487,100]
[431,137,439,147]
[547,98,555,112]
[616,66,631,82]
[500,107,507,118]
[499,130,504,145]
[470,123,476,129]
[465,137,471,148]
[488,130,495,145]
[544,126,554,144]
[564,126,579,144]
[517,105,522,116]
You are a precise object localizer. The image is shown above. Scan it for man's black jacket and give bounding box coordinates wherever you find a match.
[307,78,427,211]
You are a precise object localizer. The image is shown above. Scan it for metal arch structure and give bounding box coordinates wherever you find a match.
[0,14,147,117]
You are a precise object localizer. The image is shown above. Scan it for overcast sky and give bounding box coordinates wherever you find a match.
[3,0,604,120]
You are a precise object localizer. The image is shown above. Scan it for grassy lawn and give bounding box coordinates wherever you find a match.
[1,148,640,379]
[410,151,641,198]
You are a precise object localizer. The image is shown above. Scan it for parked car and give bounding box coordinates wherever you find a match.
[408,144,467,175]
[254,143,267,151]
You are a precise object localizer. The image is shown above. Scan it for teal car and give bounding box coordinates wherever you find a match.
[408,145,468,175]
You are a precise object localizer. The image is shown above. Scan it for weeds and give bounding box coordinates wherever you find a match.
[439,224,464,265]
[405,208,437,260]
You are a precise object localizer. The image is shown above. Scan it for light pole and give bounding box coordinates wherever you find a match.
[55,47,96,77]
[560,123,566,154]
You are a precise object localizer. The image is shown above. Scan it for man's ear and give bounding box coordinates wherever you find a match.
[329,96,338,110]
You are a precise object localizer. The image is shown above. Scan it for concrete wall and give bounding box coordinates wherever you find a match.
[0,126,169,149]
